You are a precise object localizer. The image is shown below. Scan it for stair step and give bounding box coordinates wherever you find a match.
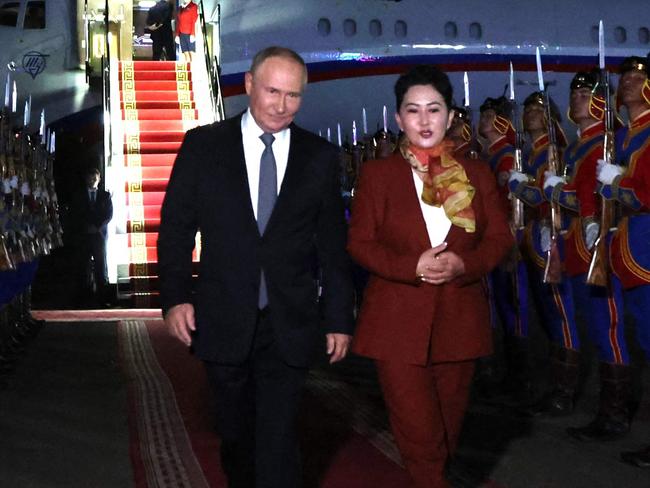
[126,218,161,233]
[120,100,196,110]
[137,131,186,143]
[121,90,194,101]
[119,70,192,81]
[127,232,160,247]
[125,141,182,154]
[124,166,173,180]
[120,61,190,71]
[123,80,193,91]
[124,120,190,131]
[122,246,199,263]
[118,261,199,277]
[125,191,167,206]
[127,205,162,220]
[121,108,198,120]
[122,154,176,167]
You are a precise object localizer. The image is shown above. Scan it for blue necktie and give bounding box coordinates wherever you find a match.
[257,133,277,308]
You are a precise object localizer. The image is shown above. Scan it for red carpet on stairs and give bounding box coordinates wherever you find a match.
[118,320,412,488]
[118,61,200,307]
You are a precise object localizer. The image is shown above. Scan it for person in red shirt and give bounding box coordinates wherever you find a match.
[175,0,199,62]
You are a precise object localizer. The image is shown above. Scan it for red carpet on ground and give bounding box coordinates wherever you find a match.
[119,320,412,488]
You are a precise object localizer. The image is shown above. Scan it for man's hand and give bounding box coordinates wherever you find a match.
[326,333,351,364]
[164,303,195,346]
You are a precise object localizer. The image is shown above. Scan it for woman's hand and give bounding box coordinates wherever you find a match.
[416,242,466,285]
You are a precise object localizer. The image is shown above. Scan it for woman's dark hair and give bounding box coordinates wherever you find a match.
[394,65,453,111]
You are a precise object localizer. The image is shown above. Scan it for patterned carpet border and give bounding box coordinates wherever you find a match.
[33,309,163,322]
[119,319,209,488]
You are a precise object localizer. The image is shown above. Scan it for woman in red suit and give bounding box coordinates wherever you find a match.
[348,65,514,488]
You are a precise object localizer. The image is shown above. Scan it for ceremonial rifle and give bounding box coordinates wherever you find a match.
[375,105,393,159]
[537,48,563,284]
[587,21,615,286]
[350,120,364,191]
[463,71,480,159]
[509,63,525,231]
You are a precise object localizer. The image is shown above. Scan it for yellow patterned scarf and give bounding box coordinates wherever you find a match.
[400,137,476,233]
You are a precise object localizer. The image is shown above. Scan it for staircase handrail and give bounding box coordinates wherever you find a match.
[102,0,112,168]
[198,0,225,121]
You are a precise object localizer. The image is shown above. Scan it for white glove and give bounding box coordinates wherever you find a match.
[540,225,551,252]
[543,170,566,190]
[175,36,180,44]
[584,221,600,250]
[596,159,624,185]
[509,170,528,185]
[189,35,195,43]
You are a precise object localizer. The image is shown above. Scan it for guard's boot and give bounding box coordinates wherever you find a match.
[18,289,44,337]
[621,445,650,469]
[521,346,580,417]
[496,335,535,405]
[473,354,501,400]
[567,362,632,442]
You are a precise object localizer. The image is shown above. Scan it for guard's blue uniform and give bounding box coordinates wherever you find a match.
[509,133,580,350]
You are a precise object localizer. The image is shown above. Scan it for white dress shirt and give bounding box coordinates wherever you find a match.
[241,108,291,219]
[412,170,452,247]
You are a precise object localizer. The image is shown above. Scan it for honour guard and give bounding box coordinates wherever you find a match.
[595,56,650,464]
[544,70,630,437]
[1,98,60,385]
[477,96,531,399]
[508,92,581,415]
[449,105,480,159]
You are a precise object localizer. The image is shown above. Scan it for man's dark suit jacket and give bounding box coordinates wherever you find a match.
[157,114,354,367]
[69,187,113,238]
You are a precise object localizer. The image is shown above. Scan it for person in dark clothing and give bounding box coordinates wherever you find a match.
[69,167,113,305]
[146,0,175,61]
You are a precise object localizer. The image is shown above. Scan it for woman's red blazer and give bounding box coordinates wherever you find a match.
[348,152,514,365]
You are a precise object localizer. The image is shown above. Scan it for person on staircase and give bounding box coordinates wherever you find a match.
[175,0,198,63]
[146,0,175,61]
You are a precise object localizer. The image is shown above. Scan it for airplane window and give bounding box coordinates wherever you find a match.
[639,27,650,44]
[469,22,482,40]
[369,19,382,37]
[614,26,627,44]
[444,22,457,39]
[24,1,45,29]
[343,18,356,37]
[395,20,407,38]
[0,2,19,27]
[317,18,331,37]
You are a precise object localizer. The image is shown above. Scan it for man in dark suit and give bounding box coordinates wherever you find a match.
[157,46,354,488]
[69,167,113,305]
[146,0,175,61]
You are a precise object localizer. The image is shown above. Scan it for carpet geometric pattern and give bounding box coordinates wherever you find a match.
[119,320,210,488]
